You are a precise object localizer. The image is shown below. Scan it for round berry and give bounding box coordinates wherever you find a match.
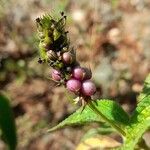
[66,79,81,93]
[62,52,74,64]
[72,67,85,80]
[81,80,96,96]
[51,69,61,81]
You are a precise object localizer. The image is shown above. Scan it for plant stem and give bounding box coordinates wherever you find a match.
[88,101,126,136]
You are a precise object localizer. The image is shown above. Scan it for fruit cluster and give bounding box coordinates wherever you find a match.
[36,13,96,102]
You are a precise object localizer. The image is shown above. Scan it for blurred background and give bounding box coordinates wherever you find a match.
[0,0,150,149]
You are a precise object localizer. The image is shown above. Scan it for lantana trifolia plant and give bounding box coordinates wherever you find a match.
[36,12,150,150]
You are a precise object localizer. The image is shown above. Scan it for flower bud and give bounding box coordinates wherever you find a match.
[51,69,61,81]
[62,52,75,64]
[81,80,96,96]
[47,50,57,60]
[72,67,85,81]
[66,79,81,93]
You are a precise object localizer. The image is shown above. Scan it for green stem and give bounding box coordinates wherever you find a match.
[88,101,126,136]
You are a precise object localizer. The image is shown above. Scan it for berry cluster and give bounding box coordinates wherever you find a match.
[36,13,96,102]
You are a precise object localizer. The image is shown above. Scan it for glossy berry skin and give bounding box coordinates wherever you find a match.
[72,67,85,81]
[81,80,96,96]
[62,52,74,64]
[51,69,61,81]
[72,67,92,81]
[66,79,81,93]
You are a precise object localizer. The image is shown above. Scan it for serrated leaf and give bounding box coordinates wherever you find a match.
[0,94,17,150]
[92,100,129,125]
[48,104,100,132]
[48,99,129,132]
[118,74,150,150]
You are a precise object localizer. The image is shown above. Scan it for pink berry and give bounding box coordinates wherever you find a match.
[66,79,81,93]
[62,52,74,64]
[51,69,61,81]
[72,67,92,81]
[81,80,96,96]
[72,67,85,81]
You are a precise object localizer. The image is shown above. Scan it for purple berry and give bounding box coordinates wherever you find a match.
[51,69,61,81]
[72,67,85,80]
[72,67,92,81]
[81,80,96,96]
[66,79,81,93]
[62,52,74,64]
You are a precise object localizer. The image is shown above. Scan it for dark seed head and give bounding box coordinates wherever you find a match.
[36,17,40,23]
[38,58,43,64]
[60,11,64,16]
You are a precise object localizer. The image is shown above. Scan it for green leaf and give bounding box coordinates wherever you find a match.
[0,94,17,150]
[48,104,100,132]
[138,73,150,102]
[119,74,150,150]
[92,100,129,126]
[81,127,116,141]
[48,99,129,132]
